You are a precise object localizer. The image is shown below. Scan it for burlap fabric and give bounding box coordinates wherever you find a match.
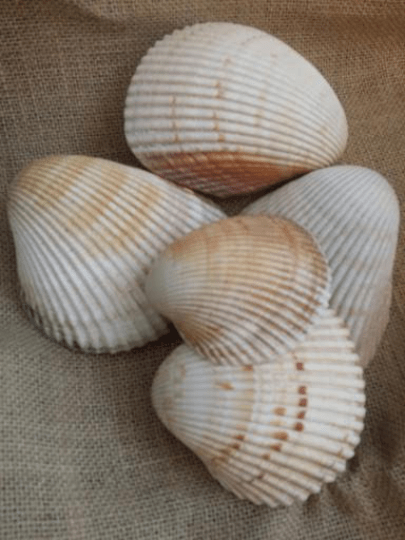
[1,1,404,539]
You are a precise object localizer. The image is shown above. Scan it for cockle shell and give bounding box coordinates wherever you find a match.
[242,165,400,367]
[145,215,331,365]
[7,155,226,352]
[152,310,365,507]
[124,22,348,197]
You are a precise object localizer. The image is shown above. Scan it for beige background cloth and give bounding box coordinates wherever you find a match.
[1,1,404,538]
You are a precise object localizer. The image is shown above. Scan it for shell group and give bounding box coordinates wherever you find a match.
[146,214,367,506]
[125,22,348,197]
[7,21,400,509]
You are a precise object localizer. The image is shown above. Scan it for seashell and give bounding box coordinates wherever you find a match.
[124,22,348,197]
[242,165,400,367]
[7,155,226,353]
[145,215,331,365]
[152,310,365,507]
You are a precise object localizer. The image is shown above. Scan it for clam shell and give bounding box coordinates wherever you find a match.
[145,215,331,365]
[152,310,365,507]
[7,155,226,352]
[124,22,348,197]
[242,165,400,367]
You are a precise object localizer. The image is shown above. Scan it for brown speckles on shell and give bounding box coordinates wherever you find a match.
[269,443,283,452]
[218,381,234,391]
[272,431,289,441]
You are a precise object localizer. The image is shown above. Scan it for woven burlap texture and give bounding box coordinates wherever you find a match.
[1,1,404,539]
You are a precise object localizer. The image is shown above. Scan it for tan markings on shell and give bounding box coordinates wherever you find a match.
[210,440,241,467]
[218,381,234,391]
[15,156,131,226]
[11,156,164,258]
[13,155,82,209]
[140,151,312,197]
[8,155,226,353]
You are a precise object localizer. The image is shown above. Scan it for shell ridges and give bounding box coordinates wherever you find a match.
[242,165,400,366]
[146,215,331,365]
[125,22,348,197]
[8,155,226,352]
[152,309,365,507]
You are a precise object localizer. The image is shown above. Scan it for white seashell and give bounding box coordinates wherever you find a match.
[7,155,226,352]
[242,165,400,367]
[124,22,348,197]
[145,215,331,365]
[152,310,365,507]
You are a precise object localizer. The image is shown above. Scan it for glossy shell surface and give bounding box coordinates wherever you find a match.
[125,22,348,197]
[152,310,365,507]
[242,165,400,367]
[7,155,226,352]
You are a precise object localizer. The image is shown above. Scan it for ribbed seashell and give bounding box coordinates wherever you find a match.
[242,165,400,367]
[145,215,331,365]
[124,22,348,197]
[152,310,365,507]
[7,155,226,353]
